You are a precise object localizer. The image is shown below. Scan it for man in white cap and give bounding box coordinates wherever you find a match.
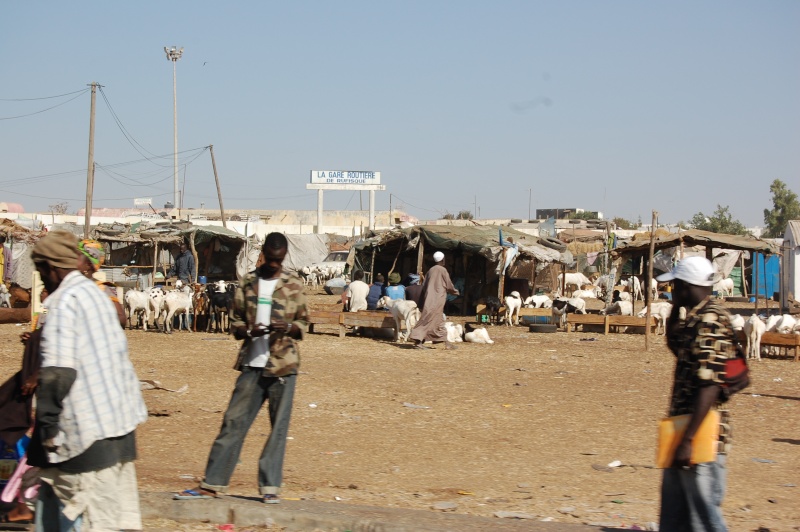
[656,256,736,531]
[409,251,460,349]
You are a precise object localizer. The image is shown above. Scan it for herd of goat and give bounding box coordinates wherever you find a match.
[123,280,236,334]
[116,271,798,360]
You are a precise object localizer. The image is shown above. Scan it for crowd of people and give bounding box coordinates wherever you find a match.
[0,238,742,530]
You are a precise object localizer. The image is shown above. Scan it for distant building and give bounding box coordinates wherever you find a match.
[535,208,603,220]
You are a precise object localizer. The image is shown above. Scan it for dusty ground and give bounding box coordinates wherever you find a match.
[0,292,797,531]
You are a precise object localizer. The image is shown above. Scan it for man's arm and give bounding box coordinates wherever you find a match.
[37,367,77,445]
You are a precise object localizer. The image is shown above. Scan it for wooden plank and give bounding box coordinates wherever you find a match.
[340,310,405,339]
[307,310,344,334]
[736,329,800,361]
[565,314,607,334]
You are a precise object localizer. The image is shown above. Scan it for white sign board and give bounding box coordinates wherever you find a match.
[310,170,380,185]
[134,197,153,206]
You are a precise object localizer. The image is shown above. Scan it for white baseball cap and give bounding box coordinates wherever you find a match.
[656,256,717,287]
[433,251,445,263]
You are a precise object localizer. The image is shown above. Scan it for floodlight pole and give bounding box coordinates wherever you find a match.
[165,46,183,210]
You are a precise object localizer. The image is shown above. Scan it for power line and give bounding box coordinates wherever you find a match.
[0,88,89,101]
[0,89,89,120]
[98,86,169,165]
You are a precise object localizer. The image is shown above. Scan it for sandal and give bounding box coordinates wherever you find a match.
[263,494,280,504]
[173,488,217,500]
[414,344,431,350]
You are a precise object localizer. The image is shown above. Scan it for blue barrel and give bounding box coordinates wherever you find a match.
[198,275,208,284]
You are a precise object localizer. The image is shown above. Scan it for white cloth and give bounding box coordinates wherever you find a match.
[345,280,370,312]
[39,271,147,463]
[40,460,141,529]
[244,278,278,368]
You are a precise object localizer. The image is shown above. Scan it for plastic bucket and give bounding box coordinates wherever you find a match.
[198,275,208,284]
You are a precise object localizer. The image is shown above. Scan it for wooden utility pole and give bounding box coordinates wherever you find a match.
[645,210,658,351]
[84,82,98,239]
[208,145,227,228]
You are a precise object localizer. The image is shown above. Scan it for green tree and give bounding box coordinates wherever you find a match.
[612,217,636,230]
[763,179,800,238]
[456,210,474,220]
[440,212,455,220]
[689,205,749,235]
[568,211,597,221]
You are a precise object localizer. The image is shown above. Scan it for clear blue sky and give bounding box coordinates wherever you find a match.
[1,1,798,227]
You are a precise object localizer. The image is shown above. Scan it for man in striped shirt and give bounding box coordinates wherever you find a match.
[28,231,148,531]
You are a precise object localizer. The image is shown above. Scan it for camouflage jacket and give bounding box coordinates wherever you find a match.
[230,269,308,376]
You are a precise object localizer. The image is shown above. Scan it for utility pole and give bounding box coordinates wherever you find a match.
[528,188,532,220]
[164,46,183,210]
[84,82,98,239]
[645,210,658,351]
[208,145,227,228]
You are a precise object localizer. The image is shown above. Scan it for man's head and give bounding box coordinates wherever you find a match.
[657,256,716,308]
[433,251,445,263]
[260,232,288,277]
[388,272,401,285]
[32,231,79,293]
[406,273,420,286]
[374,273,385,284]
[180,242,188,253]
[353,270,364,281]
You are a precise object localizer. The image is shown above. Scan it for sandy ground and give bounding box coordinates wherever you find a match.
[0,292,797,531]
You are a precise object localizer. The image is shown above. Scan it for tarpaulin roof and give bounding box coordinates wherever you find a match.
[611,229,780,257]
[180,225,247,246]
[355,224,570,265]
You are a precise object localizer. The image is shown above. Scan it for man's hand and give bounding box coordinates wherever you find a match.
[20,331,31,344]
[672,438,693,469]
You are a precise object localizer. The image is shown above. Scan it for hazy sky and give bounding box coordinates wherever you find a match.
[1,1,798,227]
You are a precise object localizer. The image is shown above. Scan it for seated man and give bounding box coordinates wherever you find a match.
[344,270,370,312]
[366,273,385,310]
[384,272,405,301]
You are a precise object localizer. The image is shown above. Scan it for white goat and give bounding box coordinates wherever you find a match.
[572,286,600,299]
[464,327,494,344]
[775,314,797,334]
[124,289,151,330]
[444,321,464,343]
[148,286,167,331]
[555,272,592,296]
[636,302,672,335]
[620,277,642,301]
[0,284,10,308]
[601,301,634,316]
[163,286,193,333]
[729,314,745,332]
[523,294,552,308]
[504,291,522,326]
[713,278,734,298]
[743,314,765,360]
[376,296,421,342]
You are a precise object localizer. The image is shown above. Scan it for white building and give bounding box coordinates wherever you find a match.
[782,220,800,307]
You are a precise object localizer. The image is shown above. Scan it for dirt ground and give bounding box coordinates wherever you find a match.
[0,292,797,531]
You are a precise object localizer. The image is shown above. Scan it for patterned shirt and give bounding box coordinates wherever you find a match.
[231,269,308,376]
[667,298,735,454]
[39,271,147,463]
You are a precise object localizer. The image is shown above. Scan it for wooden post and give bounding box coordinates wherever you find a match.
[498,248,506,298]
[560,263,566,296]
[152,240,159,282]
[461,253,469,315]
[83,83,98,239]
[416,236,425,276]
[741,254,748,298]
[208,145,227,229]
[754,253,759,314]
[645,210,658,351]
[369,247,376,284]
[189,230,199,282]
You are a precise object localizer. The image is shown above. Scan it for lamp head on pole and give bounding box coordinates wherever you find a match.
[164,46,184,62]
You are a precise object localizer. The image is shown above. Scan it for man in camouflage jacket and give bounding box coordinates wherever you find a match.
[177,233,307,504]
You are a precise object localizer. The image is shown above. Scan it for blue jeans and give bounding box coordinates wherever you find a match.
[201,369,296,495]
[660,454,727,531]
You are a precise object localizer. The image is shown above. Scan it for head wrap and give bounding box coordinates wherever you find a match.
[31,231,79,270]
[407,274,420,286]
[78,239,105,271]
[433,251,445,263]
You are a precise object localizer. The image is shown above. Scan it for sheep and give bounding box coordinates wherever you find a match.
[504,291,522,326]
[124,289,151,330]
[601,301,634,316]
[647,278,658,301]
[729,314,745,332]
[636,302,672,335]
[555,272,592,297]
[620,277,642,301]
[444,322,464,343]
[0,284,10,308]
[481,296,502,326]
[713,278,734,298]
[148,286,167,331]
[523,294,552,309]
[376,296,421,342]
[764,314,781,333]
[551,297,587,329]
[743,314,765,360]
[464,324,494,344]
[775,314,797,334]
[162,287,193,334]
[593,274,614,298]
[572,286,601,299]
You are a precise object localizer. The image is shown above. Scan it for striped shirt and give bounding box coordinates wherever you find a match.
[39,271,147,463]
